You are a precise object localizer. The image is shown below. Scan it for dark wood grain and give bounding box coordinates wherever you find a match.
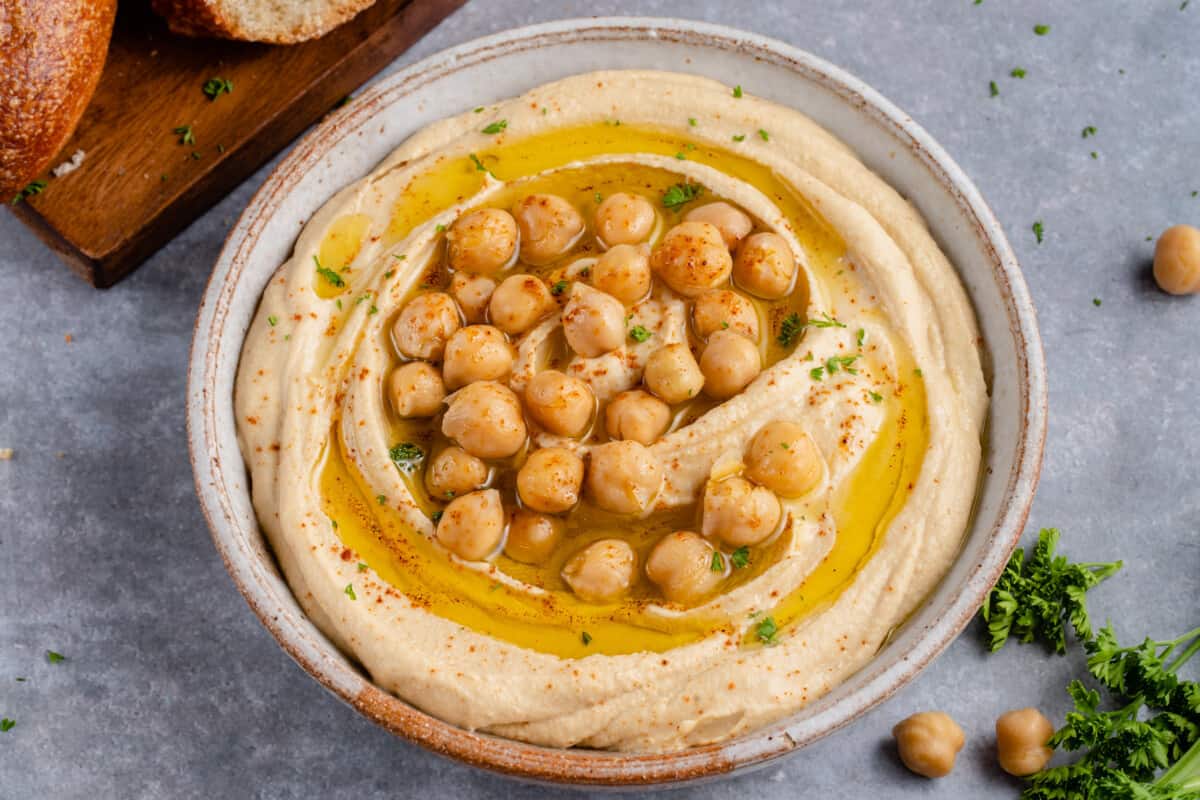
[8,0,464,288]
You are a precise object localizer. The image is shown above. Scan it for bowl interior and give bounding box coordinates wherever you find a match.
[188,17,1045,787]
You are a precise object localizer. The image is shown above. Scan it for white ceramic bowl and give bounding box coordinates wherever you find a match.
[188,17,1046,787]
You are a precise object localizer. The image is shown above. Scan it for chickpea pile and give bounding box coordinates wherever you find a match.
[385,187,823,606]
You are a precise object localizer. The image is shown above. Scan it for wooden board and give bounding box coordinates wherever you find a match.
[8,0,464,288]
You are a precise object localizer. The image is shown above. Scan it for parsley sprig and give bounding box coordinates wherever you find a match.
[662,183,703,210]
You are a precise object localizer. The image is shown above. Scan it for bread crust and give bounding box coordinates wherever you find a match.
[0,0,117,198]
[149,0,378,44]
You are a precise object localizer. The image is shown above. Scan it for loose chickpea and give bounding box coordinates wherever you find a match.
[701,476,781,547]
[892,711,966,779]
[699,330,761,399]
[446,207,518,275]
[442,324,514,389]
[684,201,753,249]
[489,273,554,335]
[643,343,704,404]
[744,421,824,498]
[561,538,637,603]
[586,440,663,514]
[504,509,565,565]
[995,708,1055,777]
[424,446,489,500]
[644,531,723,604]
[692,289,759,340]
[592,244,652,305]
[392,292,461,360]
[524,370,595,437]
[562,285,626,358]
[388,362,446,418]
[649,221,733,297]
[604,389,671,445]
[733,232,796,299]
[512,194,585,265]
[441,381,527,459]
[450,272,496,324]
[594,192,656,247]
[435,489,506,561]
[516,447,585,514]
[1153,224,1200,295]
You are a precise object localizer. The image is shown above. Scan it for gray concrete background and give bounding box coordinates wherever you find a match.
[2,1,1198,797]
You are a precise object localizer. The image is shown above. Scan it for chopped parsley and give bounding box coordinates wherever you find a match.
[1082,125,1097,138]
[732,85,743,98]
[314,255,345,288]
[357,562,368,572]
[628,325,652,343]
[376,494,386,505]
[711,551,725,572]
[46,650,65,664]
[688,117,697,126]
[550,280,569,296]
[1093,297,1103,307]
[469,153,496,178]
[1091,151,1099,159]
[202,77,233,100]
[755,616,779,645]
[594,192,603,203]
[1011,67,1027,78]
[388,442,424,472]
[1033,220,1045,244]
[856,328,867,347]
[869,391,884,403]
[329,518,338,529]
[730,546,750,569]
[343,584,357,600]
[384,270,395,279]
[431,510,444,523]
[435,223,446,233]
[757,128,770,141]
[1033,23,1051,35]
[808,312,846,329]
[661,182,703,210]
[173,125,195,145]
[481,120,508,135]
[989,81,999,98]
[777,312,805,347]
[732,134,746,142]
[473,106,484,113]
[0,719,13,732]
[810,366,826,381]
[10,179,47,205]
[581,631,593,646]
[675,151,687,160]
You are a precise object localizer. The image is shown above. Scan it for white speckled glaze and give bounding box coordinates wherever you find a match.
[187,18,1046,788]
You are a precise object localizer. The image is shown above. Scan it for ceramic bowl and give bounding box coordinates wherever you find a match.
[187,17,1046,788]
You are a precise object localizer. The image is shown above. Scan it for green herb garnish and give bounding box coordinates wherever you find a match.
[1011,67,1027,78]
[202,77,233,100]
[808,312,846,329]
[732,85,743,98]
[731,546,750,569]
[173,125,195,145]
[357,562,368,572]
[10,179,47,205]
[46,651,65,664]
[1034,23,1051,35]
[0,719,14,732]
[757,128,770,141]
[662,183,703,210]
[344,584,357,600]
[732,134,746,142]
[1033,220,1045,244]
[990,81,1000,98]
[1082,125,1098,138]
[431,510,444,523]
[825,355,860,375]
[314,255,345,288]
[550,280,569,296]
[481,120,508,135]
[711,551,725,572]
[755,616,778,645]
[388,442,424,472]
[581,631,593,646]
[629,325,652,343]
[777,312,805,347]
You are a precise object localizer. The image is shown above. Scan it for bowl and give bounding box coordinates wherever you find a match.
[187,17,1046,788]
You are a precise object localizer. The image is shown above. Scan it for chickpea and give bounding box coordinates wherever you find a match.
[387,362,446,418]
[489,273,554,335]
[644,531,723,604]
[504,509,565,565]
[733,232,796,299]
[604,389,671,445]
[701,477,781,547]
[435,489,505,561]
[586,440,663,514]
[562,285,625,358]
[441,381,527,459]
[684,201,753,249]
[592,244,652,305]
[512,194,585,265]
[744,421,824,498]
[643,343,704,404]
[649,221,733,297]
[1153,224,1200,295]
[516,447,585,514]
[594,192,656,247]
[450,272,496,324]
[392,292,461,360]
[699,330,761,399]
[561,538,637,603]
[442,325,513,389]
[524,370,595,437]
[995,708,1055,777]
[892,711,965,779]
[424,446,489,500]
[446,207,518,275]
[692,289,759,340]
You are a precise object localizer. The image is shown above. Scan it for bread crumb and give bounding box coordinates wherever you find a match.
[0,448,13,460]
[52,150,86,178]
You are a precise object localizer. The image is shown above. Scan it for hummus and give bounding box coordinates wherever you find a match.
[235,71,987,752]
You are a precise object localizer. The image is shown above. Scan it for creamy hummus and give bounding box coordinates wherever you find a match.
[235,70,987,752]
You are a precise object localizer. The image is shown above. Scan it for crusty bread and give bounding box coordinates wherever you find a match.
[0,0,116,198]
[151,0,379,44]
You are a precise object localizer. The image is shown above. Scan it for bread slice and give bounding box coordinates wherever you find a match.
[0,0,117,198]
[150,0,379,44]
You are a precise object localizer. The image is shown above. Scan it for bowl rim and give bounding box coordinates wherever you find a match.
[187,16,1047,788]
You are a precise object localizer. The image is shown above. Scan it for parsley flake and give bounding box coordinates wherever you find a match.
[869,391,884,403]
[1093,297,1102,307]
[344,584,357,600]
[808,312,846,329]
[314,255,345,288]
[777,312,805,347]
[1082,125,1097,138]
[173,125,195,145]
[481,120,508,135]
[10,179,47,205]
[431,510,444,523]
[688,117,697,127]
[1033,220,1045,244]
[810,366,825,381]
[0,719,14,732]
[388,442,424,472]
[757,128,770,141]
[711,551,725,572]
[755,616,779,645]
[202,77,233,100]
[581,631,592,646]
[730,546,750,569]
[376,494,387,505]
[550,280,569,296]
[46,650,65,664]
[629,325,652,343]
[469,153,496,178]
[357,562,368,572]
[662,183,703,210]
[732,85,743,98]
[473,106,484,113]
[732,134,746,142]
[990,81,1000,98]
[1034,23,1051,35]
[1011,67,1027,78]
[856,328,867,348]
[825,355,860,375]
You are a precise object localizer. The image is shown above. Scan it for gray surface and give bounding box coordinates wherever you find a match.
[2,1,1198,797]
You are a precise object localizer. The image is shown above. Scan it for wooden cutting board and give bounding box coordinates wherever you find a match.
[8,0,464,287]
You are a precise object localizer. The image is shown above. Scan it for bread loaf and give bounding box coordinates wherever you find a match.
[150,0,379,44]
[0,0,117,198]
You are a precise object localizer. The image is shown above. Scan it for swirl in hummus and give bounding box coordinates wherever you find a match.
[235,71,987,753]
